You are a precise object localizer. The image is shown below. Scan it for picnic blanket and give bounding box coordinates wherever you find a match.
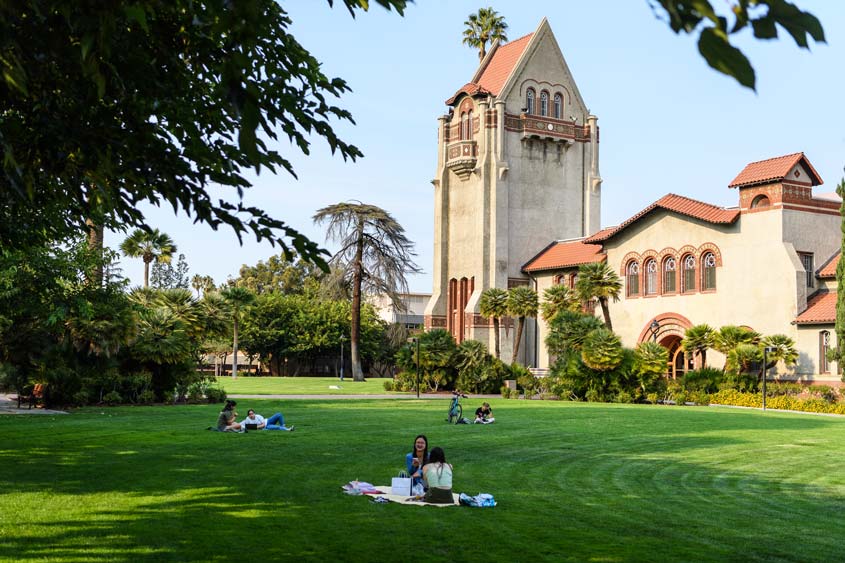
[372,485,460,506]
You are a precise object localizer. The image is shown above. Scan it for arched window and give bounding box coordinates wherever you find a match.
[526,89,535,115]
[460,112,468,140]
[467,110,473,139]
[681,254,696,293]
[553,93,562,119]
[701,252,716,290]
[820,331,831,374]
[540,91,549,116]
[663,257,676,293]
[569,273,578,289]
[751,194,770,208]
[626,261,640,297]
[645,259,657,295]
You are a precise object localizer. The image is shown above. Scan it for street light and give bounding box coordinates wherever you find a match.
[339,335,346,382]
[650,319,660,343]
[409,337,420,399]
[762,346,775,411]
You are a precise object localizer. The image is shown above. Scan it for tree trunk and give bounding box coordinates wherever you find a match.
[350,220,365,381]
[231,315,239,379]
[143,258,151,288]
[512,316,525,365]
[85,218,104,287]
[599,297,613,330]
[493,317,501,359]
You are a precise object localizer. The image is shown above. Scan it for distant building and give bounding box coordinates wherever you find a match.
[370,293,432,331]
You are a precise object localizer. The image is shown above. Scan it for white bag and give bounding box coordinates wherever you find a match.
[391,476,412,496]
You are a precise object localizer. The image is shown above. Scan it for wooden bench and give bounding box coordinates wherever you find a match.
[17,383,47,409]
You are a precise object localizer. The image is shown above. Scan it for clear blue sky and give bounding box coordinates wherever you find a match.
[115,1,845,292]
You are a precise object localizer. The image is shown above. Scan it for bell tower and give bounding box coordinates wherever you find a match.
[424,18,601,365]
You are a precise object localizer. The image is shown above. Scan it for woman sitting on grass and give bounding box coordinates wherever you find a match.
[216,400,242,432]
[423,447,453,504]
[405,434,428,489]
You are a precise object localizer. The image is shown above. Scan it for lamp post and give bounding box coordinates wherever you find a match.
[410,337,420,399]
[339,335,346,382]
[762,346,775,411]
[650,319,660,343]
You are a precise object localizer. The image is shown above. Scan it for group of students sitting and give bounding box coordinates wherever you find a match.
[215,400,294,432]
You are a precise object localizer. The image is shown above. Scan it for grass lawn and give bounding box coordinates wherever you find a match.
[217,376,401,395]
[1,400,844,562]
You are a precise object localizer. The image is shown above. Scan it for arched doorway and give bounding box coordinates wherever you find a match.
[638,313,694,379]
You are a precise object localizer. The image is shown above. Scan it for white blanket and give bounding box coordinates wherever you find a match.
[371,485,460,507]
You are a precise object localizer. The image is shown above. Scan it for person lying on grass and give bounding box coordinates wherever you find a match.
[241,409,295,431]
[216,400,242,432]
[422,446,454,504]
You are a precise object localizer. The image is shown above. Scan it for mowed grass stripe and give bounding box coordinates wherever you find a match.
[1,400,844,562]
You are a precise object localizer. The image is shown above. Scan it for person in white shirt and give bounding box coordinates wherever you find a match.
[242,409,294,431]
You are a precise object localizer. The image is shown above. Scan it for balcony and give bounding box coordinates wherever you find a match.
[446,140,477,180]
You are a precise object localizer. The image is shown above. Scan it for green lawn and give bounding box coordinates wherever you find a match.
[1,400,844,562]
[216,376,401,395]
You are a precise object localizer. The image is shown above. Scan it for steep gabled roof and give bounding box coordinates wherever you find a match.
[445,32,533,105]
[584,194,740,243]
[729,152,823,188]
[522,239,605,273]
[795,291,836,325]
[817,250,840,279]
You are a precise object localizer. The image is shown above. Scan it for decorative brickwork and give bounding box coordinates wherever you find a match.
[503,112,591,143]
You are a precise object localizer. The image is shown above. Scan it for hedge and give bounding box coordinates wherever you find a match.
[709,390,845,415]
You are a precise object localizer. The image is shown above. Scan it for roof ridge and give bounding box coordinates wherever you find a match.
[659,192,726,211]
[744,151,804,166]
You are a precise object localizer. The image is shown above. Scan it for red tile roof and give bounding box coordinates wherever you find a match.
[522,239,605,273]
[445,33,533,105]
[795,291,836,325]
[584,194,740,243]
[818,251,840,279]
[728,152,823,188]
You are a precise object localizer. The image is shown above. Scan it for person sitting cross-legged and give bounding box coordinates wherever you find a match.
[242,409,294,431]
[474,402,495,424]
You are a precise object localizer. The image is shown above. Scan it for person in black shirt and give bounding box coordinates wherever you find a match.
[474,402,495,424]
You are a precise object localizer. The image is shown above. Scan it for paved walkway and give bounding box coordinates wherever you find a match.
[0,393,67,415]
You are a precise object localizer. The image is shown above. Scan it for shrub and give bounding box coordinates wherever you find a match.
[691,391,710,406]
[382,380,394,392]
[204,387,227,404]
[673,391,688,406]
[102,390,123,405]
[682,368,723,393]
[187,385,205,404]
[807,385,837,403]
[138,389,156,405]
[72,390,90,406]
[500,386,510,398]
[615,390,634,404]
[645,392,660,405]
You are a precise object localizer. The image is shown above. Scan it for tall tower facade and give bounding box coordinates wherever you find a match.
[424,18,602,365]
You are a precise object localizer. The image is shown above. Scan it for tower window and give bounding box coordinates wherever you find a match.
[540,91,549,117]
[553,93,562,119]
[799,252,814,288]
[526,88,535,115]
[751,194,770,208]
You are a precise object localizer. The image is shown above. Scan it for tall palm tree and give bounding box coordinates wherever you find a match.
[313,202,420,382]
[761,334,799,369]
[682,324,715,367]
[540,284,580,322]
[576,262,622,330]
[221,286,256,379]
[507,286,538,365]
[713,325,760,355]
[120,228,177,288]
[462,7,508,61]
[479,287,508,359]
[191,274,204,298]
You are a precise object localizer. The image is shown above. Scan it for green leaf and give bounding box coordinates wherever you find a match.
[697,27,755,90]
[124,5,150,32]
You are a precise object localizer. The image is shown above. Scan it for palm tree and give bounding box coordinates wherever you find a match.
[761,334,799,369]
[313,202,420,382]
[221,286,256,379]
[713,325,760,355]
[576,262,622,330]
[191,274,204,298]
[682,324,715,368]
[462,7,508,61]
[478,287,508,359]
[120,228,177,288]
[507,286,538,365]
[540,284,580,322]
[581,328,624,371]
